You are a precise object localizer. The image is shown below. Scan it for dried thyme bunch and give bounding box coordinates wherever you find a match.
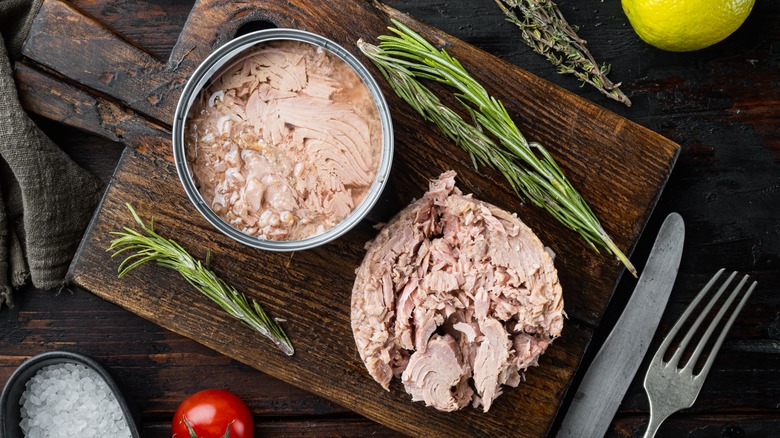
[495,0,631,107]
[358,19,636,276]
[108,204,294,355]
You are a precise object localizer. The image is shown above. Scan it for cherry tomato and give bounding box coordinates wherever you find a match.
[171,389,254,438]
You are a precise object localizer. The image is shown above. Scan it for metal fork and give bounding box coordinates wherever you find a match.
[641,269,758,438]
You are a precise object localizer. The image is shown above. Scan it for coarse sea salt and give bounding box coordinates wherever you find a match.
[19,363,132,438]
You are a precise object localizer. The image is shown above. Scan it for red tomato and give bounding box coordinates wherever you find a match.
[171,389,254,438]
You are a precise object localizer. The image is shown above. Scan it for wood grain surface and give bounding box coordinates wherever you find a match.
[3,0,778,437]
[13,0,678,436]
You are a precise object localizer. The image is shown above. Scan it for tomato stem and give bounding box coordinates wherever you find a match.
[183,417,199,438]
[221,421,233,438]
[178,416,234,438]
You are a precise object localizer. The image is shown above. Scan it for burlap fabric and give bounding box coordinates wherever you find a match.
[0,0,103,308]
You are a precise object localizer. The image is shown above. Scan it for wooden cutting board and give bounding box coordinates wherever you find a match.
[16,0,679,436]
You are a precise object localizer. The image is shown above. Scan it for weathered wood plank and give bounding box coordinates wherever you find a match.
[15,62,166,146]
[65,137,594,438]
[20,0,681,325]
[143,418,403,437]
[64,0,192,61]
[17,0,680,436]
[23,0,179,122]
[608,414,780,438]
[0,287,350,417]
[5,0,778,436]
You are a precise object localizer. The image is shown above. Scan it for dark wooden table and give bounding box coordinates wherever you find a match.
[2,0,779,436]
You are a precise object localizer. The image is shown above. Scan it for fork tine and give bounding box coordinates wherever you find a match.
[657,269,727,367]
[653,269,726,362]
[685,274,750,373]
[695,279,757,380]
[668,270,738,367]
[641,270,758,438]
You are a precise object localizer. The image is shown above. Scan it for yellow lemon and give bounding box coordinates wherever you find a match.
[622,0,755,52]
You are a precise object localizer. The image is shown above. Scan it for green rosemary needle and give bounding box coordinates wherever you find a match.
[108,204,294,355]
[495,0,631,107]
[359,19,637,276]
[358,41,533,205]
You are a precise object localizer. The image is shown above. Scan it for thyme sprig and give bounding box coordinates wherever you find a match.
[108,204,294,355]
[358,19,636,276]
[495,0,631,107]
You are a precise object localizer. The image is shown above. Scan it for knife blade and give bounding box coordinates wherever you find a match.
[556,212,685,438]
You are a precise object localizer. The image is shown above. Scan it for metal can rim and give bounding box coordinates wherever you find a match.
[172,28,394,251]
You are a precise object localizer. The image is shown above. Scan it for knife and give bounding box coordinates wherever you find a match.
[556,212,685,438]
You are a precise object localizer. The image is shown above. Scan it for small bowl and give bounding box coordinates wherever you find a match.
[0,351,141,438]
[172,29,394,251]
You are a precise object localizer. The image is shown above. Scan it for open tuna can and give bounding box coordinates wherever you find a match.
[173,29,393,251]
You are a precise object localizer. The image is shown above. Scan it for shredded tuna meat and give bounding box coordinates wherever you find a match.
[351,171,564,412]
[185,41,382,240]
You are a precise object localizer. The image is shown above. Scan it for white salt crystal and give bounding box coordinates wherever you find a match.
[19,363,132,438]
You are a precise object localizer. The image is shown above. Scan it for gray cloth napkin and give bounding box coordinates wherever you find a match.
[0,0,103,308]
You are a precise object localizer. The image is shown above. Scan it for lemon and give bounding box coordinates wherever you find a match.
[622,0,755,52]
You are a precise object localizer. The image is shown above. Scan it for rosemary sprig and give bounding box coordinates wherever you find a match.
[358,42,533,206]
[358,19,637,276]
[495,0,631,107]
[108,204,294,355]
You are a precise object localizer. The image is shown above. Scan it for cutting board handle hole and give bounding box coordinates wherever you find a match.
[235,20,278,38]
